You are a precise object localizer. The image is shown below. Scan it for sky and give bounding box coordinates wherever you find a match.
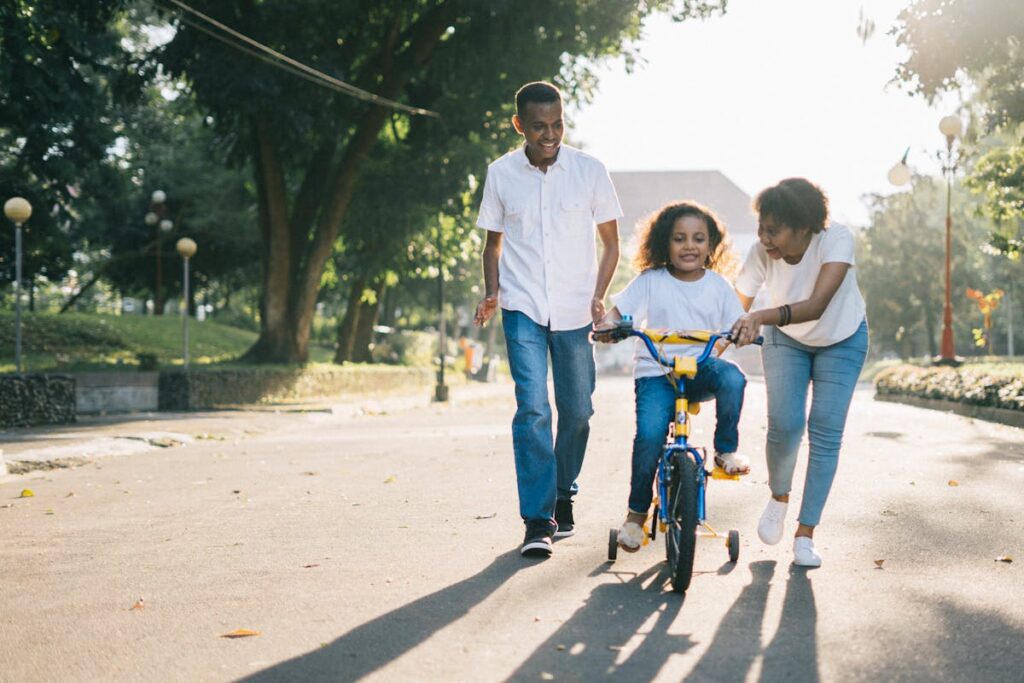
[567,0,961,228]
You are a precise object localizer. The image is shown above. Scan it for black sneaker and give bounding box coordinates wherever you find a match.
[521,519,554,557]
[554,499,575,538]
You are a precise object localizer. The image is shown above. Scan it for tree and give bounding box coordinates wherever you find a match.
[0,0,143,301]
[859,178,1002,359]
[156,1,727,363]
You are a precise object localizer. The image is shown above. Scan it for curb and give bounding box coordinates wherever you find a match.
[874,393,1024,429]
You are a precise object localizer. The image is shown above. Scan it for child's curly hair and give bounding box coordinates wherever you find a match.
[632,201,738,277]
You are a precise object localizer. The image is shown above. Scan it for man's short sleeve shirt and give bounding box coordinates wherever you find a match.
[476,144,622,331]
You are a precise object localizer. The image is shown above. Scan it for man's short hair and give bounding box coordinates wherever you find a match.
[515,82,562,117]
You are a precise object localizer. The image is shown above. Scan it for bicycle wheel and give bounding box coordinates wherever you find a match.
[665,451,699,593]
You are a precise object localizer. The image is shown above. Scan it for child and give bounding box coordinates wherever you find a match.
[597,201,748,552]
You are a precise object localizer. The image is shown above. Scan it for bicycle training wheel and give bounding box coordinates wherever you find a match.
[665,452,699,593]
[727,529,740,563]
[608,528,618,562]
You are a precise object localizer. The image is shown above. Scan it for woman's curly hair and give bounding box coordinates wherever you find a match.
[632,201,738,278]
[754,177,830,234]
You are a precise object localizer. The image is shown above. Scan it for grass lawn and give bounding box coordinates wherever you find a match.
[0,311,334,372]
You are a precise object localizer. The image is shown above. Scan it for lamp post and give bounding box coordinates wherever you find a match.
[937,114,962,365]
[176,237,197,368]
[435,220,448,402]
[146,190,172,315]
[887,115,963,365]
[4,197,31,373]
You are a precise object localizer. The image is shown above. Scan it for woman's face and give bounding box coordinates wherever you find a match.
[758,215,810,261]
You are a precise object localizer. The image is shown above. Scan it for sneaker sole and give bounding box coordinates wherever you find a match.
[553,528,575,538]
[521,541,552,556]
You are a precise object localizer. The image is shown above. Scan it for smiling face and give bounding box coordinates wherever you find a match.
[513,100,564,168]
[758,215,812,262]
[667,215,712,281]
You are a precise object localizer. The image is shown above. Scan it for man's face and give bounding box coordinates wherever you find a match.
[513,100,564,165]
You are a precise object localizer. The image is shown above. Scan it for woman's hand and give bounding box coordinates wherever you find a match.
[731,311,765,347]
[590,297,607,325]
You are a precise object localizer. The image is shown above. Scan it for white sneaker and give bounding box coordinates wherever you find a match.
[618,521,645,552]
[757,498,788,545]
[793,536,822,567]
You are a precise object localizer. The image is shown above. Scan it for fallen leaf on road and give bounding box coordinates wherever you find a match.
[475,513,497,520]
[232,490,241,494]
[556,644,566,651]
[302,471,318,476]
[948,480,959,487]
[65,492,75,498]
[541,674,554,681]
[303,564,320,569]
[995,556,1013,563]
[874,560,885,569]
[130,598,145,610]
[19,489,34,498]
[44,509,55,515]
[221,629,260,638]
[383,476,396,484]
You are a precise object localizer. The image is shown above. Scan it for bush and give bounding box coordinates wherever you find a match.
[874,363,1024,412]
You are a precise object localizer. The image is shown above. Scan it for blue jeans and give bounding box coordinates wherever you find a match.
[501,309,595,524]
[762,320,868,527]
[628,358,747,513]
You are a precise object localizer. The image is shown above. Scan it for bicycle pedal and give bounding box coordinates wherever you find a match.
[711,466,741,481]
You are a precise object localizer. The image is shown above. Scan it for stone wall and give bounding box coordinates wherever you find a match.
[0,374,76,428]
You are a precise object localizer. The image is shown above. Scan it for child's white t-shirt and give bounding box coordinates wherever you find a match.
[734,224,865,347]
[611,268,745,379]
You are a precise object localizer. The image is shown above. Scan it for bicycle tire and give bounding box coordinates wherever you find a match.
[665,451,699,593]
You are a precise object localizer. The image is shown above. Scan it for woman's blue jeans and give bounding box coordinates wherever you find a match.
[628,358,747,514]
[501,309,595,523]
[762,320,868,527]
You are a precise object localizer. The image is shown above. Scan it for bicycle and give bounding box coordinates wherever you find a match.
[593,316,762,593]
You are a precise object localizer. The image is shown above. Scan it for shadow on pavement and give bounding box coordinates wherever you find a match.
[685,560,778,682]
[242,549,526,683]
[759,565,819,682]
[503,564,693,681]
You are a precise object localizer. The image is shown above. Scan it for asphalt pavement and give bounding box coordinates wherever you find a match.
[1,375,1022,682]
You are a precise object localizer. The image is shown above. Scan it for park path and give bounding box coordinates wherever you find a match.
[1,376,1022,682]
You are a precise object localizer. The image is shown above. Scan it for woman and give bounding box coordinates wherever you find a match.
[730,177,868,568]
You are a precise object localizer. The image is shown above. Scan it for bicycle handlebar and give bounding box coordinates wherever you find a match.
[591,316,763,369]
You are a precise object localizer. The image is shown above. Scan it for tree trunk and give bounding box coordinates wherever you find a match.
[333,277,366,363]
[242,4,454,365]
[351,281,385,363]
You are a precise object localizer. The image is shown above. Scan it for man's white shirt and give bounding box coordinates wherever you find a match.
[476,144,623,331]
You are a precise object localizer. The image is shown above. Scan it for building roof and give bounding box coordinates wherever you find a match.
[610,170,757,256]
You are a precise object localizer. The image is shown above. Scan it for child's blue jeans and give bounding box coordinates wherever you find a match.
[628,357,746,513]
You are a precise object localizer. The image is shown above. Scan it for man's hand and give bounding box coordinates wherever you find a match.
[591,297,606,325]
[474,295,499,327]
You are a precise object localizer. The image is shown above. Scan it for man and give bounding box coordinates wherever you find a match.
[474,81,622,557]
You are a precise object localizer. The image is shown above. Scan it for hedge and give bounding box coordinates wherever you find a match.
[158,364,448,410]
[874,364,1024,413]
[0,374,76,428]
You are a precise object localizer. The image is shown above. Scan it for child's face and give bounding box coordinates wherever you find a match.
[758,215,809,260]
[668,215,711,277]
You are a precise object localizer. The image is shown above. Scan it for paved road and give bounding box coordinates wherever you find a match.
[1,377,1022,682]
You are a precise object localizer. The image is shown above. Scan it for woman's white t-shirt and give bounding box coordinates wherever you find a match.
[612,268,745,379]
[734,224,866,347]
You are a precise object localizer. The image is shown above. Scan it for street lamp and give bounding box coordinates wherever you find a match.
[4,197,31,373]
[887,116,963,364]
[176,237,197,368]
[937,114,963,365]
[147,190,172,315]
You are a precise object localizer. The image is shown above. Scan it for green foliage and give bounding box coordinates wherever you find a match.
[0,311,257,371]
[875,361,1024,412]
[857,178,1005,359]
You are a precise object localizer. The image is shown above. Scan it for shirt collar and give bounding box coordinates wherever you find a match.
[518,144,569,172]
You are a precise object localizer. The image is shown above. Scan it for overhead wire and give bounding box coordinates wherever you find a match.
[153,0,439,117]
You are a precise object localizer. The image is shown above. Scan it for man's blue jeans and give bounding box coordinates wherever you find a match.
[762,320,868,527]
[628,357,746,513]
[501,309,595,524]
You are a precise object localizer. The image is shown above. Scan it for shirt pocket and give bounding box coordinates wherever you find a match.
[504,201,530,238]
[559,196,590,231]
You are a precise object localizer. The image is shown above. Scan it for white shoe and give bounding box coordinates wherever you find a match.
[757,498,788,545]
[715,452,750,475]
[793,536,822,567]
[618,521,645,552]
